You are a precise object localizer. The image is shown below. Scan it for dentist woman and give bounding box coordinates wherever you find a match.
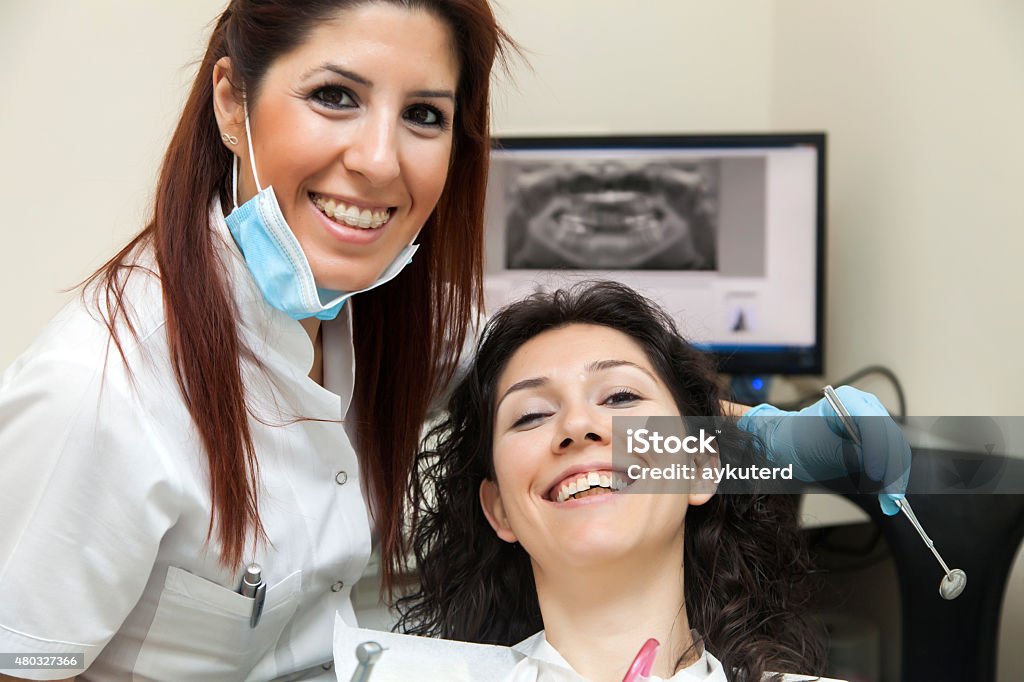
[0,1,509,679]
[0,1,909,680]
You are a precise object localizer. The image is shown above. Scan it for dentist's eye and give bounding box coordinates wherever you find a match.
[311,85,357,110]
[404,103,449,130]
[603,390,642,406]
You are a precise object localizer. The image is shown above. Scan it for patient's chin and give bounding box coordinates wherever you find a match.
[528,513,682,573]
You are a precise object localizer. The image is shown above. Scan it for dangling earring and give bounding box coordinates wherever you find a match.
[221,132,239,145]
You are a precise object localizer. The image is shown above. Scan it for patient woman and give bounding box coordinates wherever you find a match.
[396,281,828,681]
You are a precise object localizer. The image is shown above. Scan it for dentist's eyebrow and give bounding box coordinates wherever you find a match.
[410,88,456,102]
[304,63,456,102]
[304,63,371,85]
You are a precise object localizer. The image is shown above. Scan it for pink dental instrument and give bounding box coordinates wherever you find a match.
[622,638,660,682]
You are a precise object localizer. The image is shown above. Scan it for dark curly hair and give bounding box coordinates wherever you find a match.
[395,280,826,680]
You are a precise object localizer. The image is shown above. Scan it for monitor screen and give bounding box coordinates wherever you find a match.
[483,133,825,375]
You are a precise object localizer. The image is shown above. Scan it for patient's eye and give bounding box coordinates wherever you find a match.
[511,411,550,428]
[603,389,641,406]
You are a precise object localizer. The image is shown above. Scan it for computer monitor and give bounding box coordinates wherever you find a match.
[482,133,826,375]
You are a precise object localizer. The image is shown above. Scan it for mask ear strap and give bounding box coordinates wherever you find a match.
[242,94,262,191]
[231,154,239,210]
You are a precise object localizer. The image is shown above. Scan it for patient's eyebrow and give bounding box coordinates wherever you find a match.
[496,377,548,411]
[586,359,659,384]
[494,360,658,412]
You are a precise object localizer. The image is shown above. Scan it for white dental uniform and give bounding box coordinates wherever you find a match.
[0,202,372,681]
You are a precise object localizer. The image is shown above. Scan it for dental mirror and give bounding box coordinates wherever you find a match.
[940,568,968,600]
[822,386,968,601]
[891,482,968,600]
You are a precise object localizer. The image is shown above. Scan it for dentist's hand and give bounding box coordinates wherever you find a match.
[736,386,911,515]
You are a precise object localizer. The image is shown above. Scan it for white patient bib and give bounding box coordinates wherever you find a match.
[331,619,845,682]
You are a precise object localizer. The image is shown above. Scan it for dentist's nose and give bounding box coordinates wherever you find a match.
[553,404,609,453]
[344,113,401,187]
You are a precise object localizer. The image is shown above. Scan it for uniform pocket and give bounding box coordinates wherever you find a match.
[134,566,302,681]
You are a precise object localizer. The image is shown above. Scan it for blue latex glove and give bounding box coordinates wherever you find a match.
[736,385,911,515]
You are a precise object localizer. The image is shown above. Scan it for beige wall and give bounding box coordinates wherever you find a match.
[769,4,1024,677]
[2,1,1022,679]
[0,0,221,363]
[772,0,1024,417]
[490,1,775,134]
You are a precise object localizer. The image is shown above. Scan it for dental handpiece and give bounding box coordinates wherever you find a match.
[822,386,967,600]
[349,641,384,682]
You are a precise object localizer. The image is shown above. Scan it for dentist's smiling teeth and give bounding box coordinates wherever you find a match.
[311,193,391,229]
[552,470,628,503]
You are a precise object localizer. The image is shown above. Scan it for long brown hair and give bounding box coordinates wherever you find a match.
[85,0,514,582]
[396,282,826,680]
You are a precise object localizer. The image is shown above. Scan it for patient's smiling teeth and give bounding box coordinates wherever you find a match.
[553,470,628,503]
[311,193,391,229]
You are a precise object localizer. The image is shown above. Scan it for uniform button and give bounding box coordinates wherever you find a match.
[331,580,345,592]
[322,662,333,671]
[335,471,348,486]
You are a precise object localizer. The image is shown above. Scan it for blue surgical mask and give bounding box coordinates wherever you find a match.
[224,101,419,321]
